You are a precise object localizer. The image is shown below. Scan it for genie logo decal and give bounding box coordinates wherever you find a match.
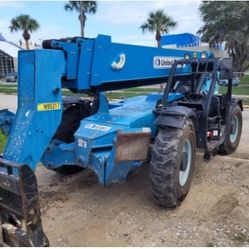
[111,53,126,70]
[153,56,181,69]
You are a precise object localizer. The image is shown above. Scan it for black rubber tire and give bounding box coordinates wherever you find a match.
[53,165,83,175]
[53,106,85,175]
[52,96,99,175]
[218,105,242,155]
[54,106,82,143]
[150,119,196,208]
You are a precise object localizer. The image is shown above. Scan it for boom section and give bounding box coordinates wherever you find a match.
[43,35,201,92]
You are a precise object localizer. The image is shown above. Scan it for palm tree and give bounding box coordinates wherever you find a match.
[140,9,176,91]
[64,1,97,37]
[9,14,39,50]
[140,9,177,48]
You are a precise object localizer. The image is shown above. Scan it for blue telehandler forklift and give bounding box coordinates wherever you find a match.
[0,35,243,246]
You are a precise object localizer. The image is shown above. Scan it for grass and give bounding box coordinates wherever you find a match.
[218,74,249,96]
[120,87,160,92]
[219,85,249,95]
[0,83,161,99]
[239,75,249,85]
[0,75,249,98]
[0,86,17,94]
[206,242,215,247]
[0,131,7,153]
[229,231,249,246]
[230,86,249,95]
[105,90,160,99]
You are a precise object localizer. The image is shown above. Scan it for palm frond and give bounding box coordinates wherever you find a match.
[9,14,39,33]
[140,9,177,37]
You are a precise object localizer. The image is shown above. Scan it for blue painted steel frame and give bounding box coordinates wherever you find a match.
[3,34,209,183]
[0,109,15,136]
[41,92,184,184]
[3,50,65,170]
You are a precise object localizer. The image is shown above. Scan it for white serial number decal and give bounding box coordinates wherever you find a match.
[85,124,111,131]
[78,139,87,148]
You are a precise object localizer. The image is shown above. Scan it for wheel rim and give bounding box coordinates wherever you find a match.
[179,138,192,186]
[230,115,239,144]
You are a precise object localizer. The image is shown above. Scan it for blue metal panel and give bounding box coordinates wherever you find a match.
[160,33,200,47]
[104,147,142,184]
[56,35,202,91]
[0,109,15,136]
[41,140,77,169]
[90,35,200,88]
[41,92,185,184]
[50,40,79,80]
[3,50,66,170]
[75,39,95,89]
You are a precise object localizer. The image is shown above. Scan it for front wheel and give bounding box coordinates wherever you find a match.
[150,119,196,208]
[218,105,242,155]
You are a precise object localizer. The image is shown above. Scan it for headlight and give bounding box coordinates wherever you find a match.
[184,53,191,60]
[200,51,208,59]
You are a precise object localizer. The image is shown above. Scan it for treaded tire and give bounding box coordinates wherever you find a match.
[54,106,82,143]
[150,119,196,208]
[218,105,242,155]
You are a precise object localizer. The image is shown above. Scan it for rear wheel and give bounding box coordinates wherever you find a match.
[52,104,85,175]
[54,106,82,143]
[54,96,99,143]
[52,97,98,175]
[218,105,242,155]
[150,119,196,208]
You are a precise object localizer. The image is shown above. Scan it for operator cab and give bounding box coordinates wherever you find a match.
[159,56,237,158]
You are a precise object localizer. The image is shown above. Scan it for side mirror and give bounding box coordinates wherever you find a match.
[219,58,233,80]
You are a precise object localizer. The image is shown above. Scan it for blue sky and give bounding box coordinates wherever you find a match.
[0,1,202,47]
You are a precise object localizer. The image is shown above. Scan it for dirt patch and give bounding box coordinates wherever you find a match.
[35,153,249,246]
[210,193,239,217]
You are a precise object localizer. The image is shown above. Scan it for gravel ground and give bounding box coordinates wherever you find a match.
[37,110,249,247]
[1,94,249,246]
[0,94,17,112]
[36,153,249,247]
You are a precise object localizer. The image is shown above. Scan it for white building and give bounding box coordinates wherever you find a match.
[0,34,22,78]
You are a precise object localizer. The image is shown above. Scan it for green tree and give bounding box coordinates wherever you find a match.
[198,1,249,71]
[140,9,177,47]
[9,14,39,50]
[64,1,97,37]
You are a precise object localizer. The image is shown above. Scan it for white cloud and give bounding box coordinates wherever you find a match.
[0,1,204,47]
[96,2,148,25]
[95,1,202,34]
[87,1,204,47]
[31,25,66,41]
[0,1,26,8]
[0,19,12,39]
[113,34,156,46]
[0,19,65,45]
